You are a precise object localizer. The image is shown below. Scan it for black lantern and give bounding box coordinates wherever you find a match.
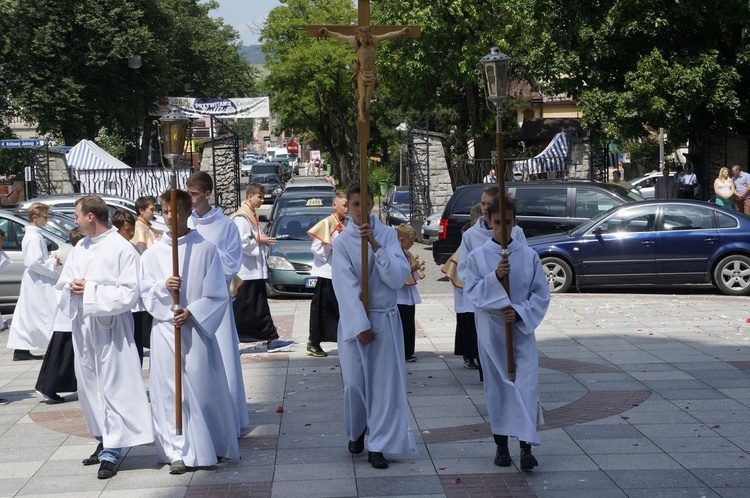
[159,108,189,166]
[480,47,511,110]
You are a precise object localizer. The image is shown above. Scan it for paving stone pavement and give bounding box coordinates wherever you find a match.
[1,257,750,496]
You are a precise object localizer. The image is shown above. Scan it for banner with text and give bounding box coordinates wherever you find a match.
[150,97,270,119]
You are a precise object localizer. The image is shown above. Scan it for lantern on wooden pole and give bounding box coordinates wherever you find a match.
[158,107,189,434]
[480,47,515,381]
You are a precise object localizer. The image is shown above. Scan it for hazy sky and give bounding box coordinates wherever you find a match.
[209,0,282,46]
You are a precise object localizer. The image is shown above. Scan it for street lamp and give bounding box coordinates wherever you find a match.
[157,106,189,436]
[128,55,142,166]
[480,46,515,381]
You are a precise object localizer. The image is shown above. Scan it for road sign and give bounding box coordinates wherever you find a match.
[1,139,46,148]
[286,140,299,155]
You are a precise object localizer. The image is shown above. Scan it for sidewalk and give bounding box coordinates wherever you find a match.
[1,291,750,497]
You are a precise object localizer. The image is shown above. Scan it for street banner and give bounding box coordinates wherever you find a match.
[150,97,270,119]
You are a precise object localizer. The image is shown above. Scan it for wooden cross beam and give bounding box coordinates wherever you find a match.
[308,0,420,314]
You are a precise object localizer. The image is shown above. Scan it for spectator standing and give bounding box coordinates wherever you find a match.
[7,203,60,361]
[731,165,750,214]
[464,196,550,470]
[306,192,348,357]
[131,196,161,254]
[655,168,677,199]
[714,167,737,208]
[678,163,698,199]
[483,169,497,183]
[610,170,632,190]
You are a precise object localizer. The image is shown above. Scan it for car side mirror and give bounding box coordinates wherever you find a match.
[259,214,268,222]
[592,225,607,236]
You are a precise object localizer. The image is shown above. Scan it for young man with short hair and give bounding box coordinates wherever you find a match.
[306,192,348,357]
[140,189,239,474]
[186,171,249,435]
[8,202,60,361]
[112,209,136,241]
[57,195,153,480]
[132,195,161,254]
[331,184,417,469]
[463,196,550,470]
[231,183,293,352]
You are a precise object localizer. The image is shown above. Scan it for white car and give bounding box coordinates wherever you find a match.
[420,210,443,243]
[20,194,167,232]
[629,171,674,200]
[0,209,73,304]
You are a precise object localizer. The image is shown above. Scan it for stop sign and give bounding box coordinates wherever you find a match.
[286,140,299,155]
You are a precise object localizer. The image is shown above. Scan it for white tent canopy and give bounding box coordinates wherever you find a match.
[66,140,130,170]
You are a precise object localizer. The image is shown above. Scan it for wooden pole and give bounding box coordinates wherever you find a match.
[169,170,183,435]
[359,123,370,314]
[496,111,515,382]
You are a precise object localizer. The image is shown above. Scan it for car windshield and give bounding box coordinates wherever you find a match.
[272,212,331,240]
[271,194,334,221]
[391,191,410,205]
[252,176,278,184]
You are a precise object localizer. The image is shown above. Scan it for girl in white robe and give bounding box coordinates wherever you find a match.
[141,201,239,470]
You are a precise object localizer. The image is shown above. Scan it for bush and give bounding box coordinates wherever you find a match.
[367,165,395,193]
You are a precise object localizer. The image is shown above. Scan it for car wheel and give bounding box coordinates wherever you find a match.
[541,257,573,293]
[713,254,750,296]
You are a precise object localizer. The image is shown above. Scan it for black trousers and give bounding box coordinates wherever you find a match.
[35,331,77,393]
[308,277,339,346]
[454,312,479,358]
[132,311,152,365]
[398,304,416,358]
[233,279,278,342]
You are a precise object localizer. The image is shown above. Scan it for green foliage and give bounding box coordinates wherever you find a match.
[0,0,260,148]
[0,127,30,177]
[95,128,127,160]
[367,164,395,194]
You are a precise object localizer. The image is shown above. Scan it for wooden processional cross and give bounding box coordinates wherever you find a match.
[307,0,420,312]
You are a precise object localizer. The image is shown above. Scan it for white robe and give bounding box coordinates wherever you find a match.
[56,228,153,449]
[140,230,240,466]
[0,251,10,329]
[189,208,249,436]
[7,226,58,350]
[457,218,526,286]
[464,238,550,446]
[331,215,417,455]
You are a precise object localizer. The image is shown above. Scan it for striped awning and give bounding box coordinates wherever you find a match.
[66,140,130,170]
[512,132,569,174]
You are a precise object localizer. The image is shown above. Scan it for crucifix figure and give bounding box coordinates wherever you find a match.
[319,25,411,123]
[308,1,420,312]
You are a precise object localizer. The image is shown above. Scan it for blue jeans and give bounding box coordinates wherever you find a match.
[95,436,121,463]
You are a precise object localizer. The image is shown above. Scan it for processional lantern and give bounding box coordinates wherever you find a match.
[480,47,511,111]
[159,108,189,166]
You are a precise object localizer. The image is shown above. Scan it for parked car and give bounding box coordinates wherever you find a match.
[251,162,285,179]
[629,171,674,199]
[241,157,258,176]
[283,179,336,193]
[529,200,750,295]
[11,209,77,242]
[0,209,73,304]
[420,210,443,243]
[20,194,167,232]
[265,206,335,297]
[261,190,335,227]
[382,186,411,226]
[250,174,284,203]
[432,181,643,264]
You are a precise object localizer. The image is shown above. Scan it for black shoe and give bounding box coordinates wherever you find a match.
[520,447,538,470]
[368,451,388,469]
[306,343,328,357]
[82,442,103,466]
[406,355,417,362]
[348,429,366,454]
[463,358,479,370]
[13,350,43,361]
[169,460,187,474]
[97,460,117,479]
[38,391,65,404]
[494,445,512,467]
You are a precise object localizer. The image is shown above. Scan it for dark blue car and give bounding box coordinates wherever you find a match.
[528,200,750,295]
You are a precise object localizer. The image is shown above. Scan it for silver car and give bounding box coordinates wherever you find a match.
[0,210,73,304]
[420,210,443,243]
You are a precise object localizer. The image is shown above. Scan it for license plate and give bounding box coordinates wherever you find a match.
[305,278,318,288]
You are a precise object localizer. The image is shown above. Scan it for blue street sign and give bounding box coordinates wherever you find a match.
[1,139,47,148]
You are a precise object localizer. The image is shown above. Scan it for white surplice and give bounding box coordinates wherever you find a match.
[56,227,153,449]
[189,208,249,436]
[140,229,239,466]
[464,238,550,446]
[331,215,417,455]
[0,250,10,329]
[7,226,58,350]
[457,218,527,286]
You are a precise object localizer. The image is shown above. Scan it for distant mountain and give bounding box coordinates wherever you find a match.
[241,45,265,65]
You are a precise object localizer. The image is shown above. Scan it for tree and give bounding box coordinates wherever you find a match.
[260,0,359,185]
[516,0,750,147]
[0,0,259,163]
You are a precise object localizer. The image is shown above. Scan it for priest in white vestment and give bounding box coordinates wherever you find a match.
[141,189,239,474]
[464,196,550,470]
[8,203,60,360]
[332,184,417,470]
[57,196,153,480]
[186,171,249,436]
